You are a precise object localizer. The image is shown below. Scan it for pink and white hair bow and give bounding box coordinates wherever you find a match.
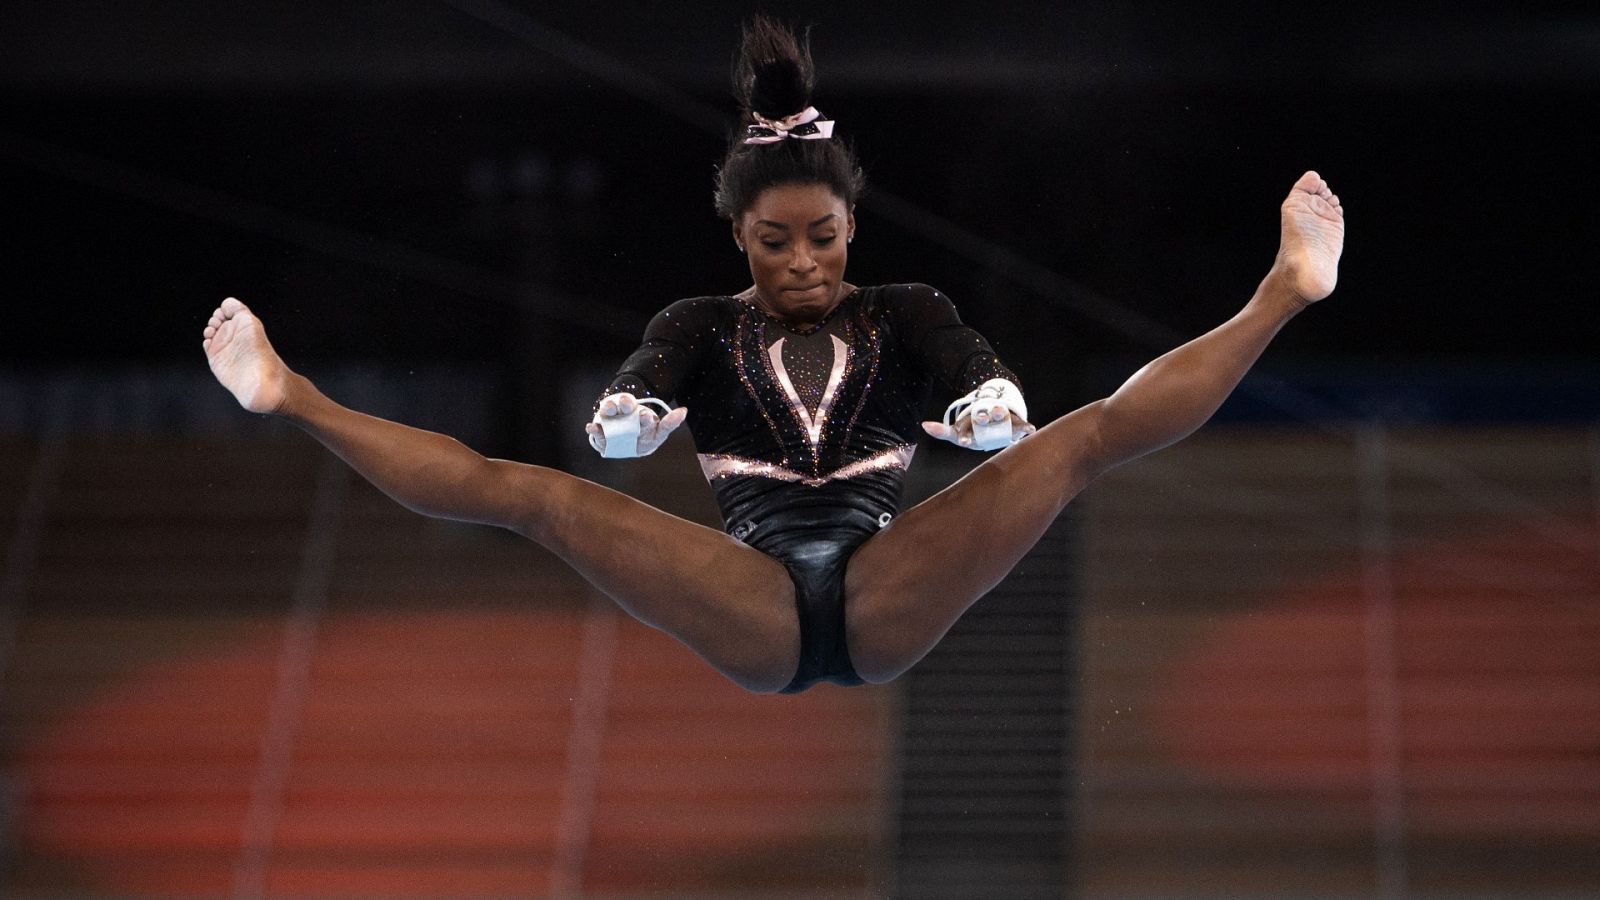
[743,106,836,145]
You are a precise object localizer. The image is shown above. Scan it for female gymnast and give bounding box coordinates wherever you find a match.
[201,19,1344,694]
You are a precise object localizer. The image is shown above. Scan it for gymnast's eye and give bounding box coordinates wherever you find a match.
[760,239,785,250]
[813,234,837,246]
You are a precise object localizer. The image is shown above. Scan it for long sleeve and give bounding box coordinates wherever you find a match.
[884,283,1020,395]
[597,296,720,409]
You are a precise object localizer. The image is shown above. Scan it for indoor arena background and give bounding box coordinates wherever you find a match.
[2,3,1597,898]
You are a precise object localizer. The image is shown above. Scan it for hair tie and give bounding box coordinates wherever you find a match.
[743,106,835,145]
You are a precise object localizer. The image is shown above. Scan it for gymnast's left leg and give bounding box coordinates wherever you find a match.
[843,171,1344,683]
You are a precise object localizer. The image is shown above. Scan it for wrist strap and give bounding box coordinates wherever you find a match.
[590,395,673,458]
[943,378,1027,429]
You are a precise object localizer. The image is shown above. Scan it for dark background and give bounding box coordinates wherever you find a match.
[4,2,1596,453]
[2,8,1597,896]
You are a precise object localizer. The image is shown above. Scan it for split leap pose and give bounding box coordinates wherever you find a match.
[202,19,1344,694]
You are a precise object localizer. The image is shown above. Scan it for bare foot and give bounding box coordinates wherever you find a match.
[1275,170,1345,307]
[202,297,291,414]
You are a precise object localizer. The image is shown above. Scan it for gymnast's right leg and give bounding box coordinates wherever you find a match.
[202,297,800,693]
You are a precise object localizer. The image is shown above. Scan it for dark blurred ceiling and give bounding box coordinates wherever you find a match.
[5,2,1598,93]
[4,2,1597,389]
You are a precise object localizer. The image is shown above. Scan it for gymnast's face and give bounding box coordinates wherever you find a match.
[732,183,856,328]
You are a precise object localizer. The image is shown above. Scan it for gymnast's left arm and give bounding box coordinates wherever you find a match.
[889,284,1037,450]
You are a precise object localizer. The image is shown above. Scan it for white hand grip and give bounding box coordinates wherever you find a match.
[593,397,673,458]
[943,379,1027,452]
[969,414,1014,451]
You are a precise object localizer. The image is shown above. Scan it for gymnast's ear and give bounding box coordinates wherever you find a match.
[731,219,746,253]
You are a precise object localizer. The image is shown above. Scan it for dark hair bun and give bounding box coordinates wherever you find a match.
[713,17,866,219]
[735,16,815,122]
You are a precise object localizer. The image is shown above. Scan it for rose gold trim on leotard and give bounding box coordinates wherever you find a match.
[824,444,917,481]
[697,444,916,487]
[766,334,848,448]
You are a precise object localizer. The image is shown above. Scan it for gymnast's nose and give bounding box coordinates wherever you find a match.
[789,243,817,273]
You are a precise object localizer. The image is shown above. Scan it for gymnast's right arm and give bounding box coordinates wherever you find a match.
[586,297,710,456]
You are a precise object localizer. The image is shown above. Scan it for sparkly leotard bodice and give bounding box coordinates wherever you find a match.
[601,283,1018,530]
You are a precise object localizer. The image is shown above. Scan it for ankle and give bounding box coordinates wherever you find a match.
[1256,265,1311,318]
[274,370,313,420]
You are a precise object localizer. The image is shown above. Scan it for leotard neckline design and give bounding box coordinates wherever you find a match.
[732,287,861,336]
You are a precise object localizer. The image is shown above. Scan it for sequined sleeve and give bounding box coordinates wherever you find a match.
[886,283,1020,394]
[597,296,719,409]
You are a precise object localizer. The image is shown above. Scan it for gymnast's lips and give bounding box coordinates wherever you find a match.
[783,283,828,298]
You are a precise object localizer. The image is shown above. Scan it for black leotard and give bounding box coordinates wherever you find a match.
[601,283,1018,691]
